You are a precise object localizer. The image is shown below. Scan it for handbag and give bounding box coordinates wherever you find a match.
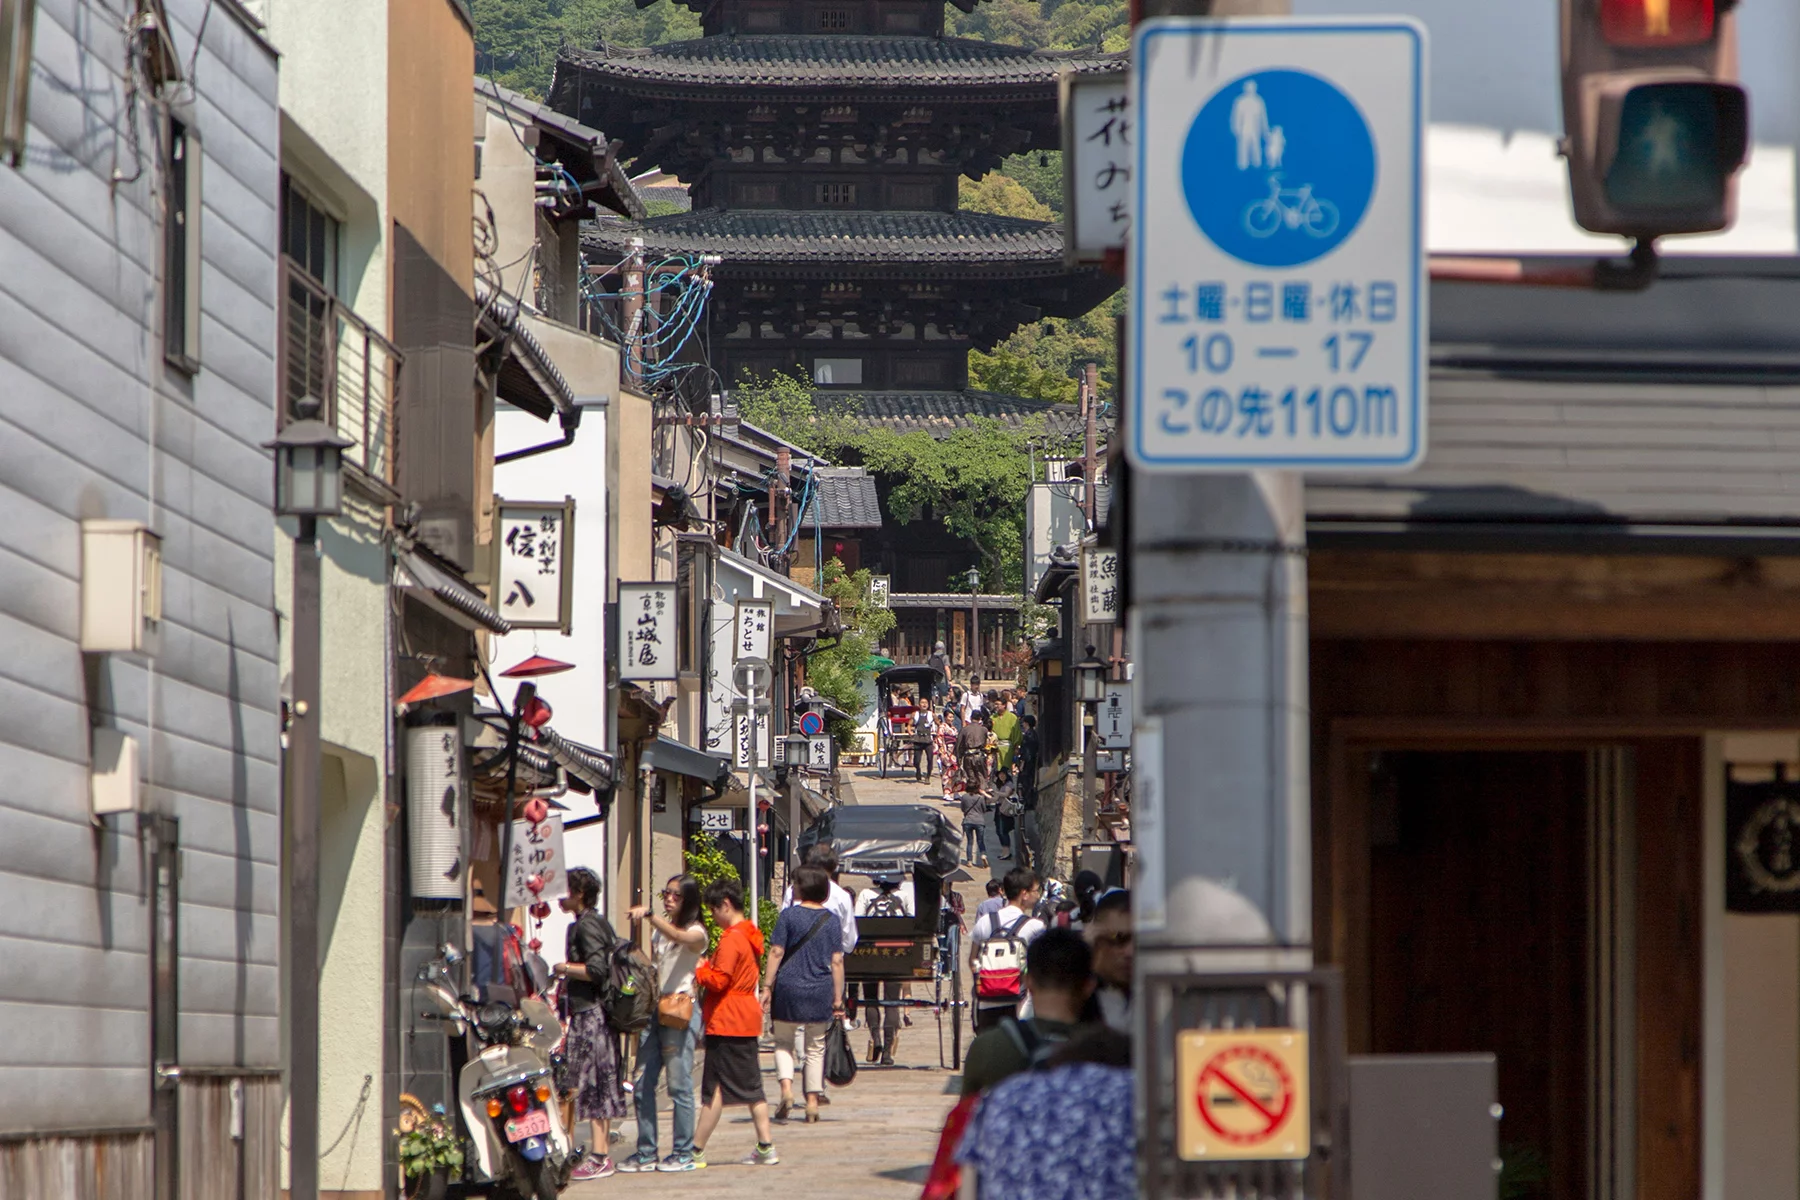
[824,1017,858,1087]
[657,991,694,1029]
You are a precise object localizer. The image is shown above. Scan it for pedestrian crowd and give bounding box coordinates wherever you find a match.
[931,875,1137,1200]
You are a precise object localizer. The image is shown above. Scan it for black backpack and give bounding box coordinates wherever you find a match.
[601,931,657,1035]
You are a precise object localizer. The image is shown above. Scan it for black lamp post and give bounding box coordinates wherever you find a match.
[965,566,981,676]
[264,398,349,1200]
[1075,644,1108,837]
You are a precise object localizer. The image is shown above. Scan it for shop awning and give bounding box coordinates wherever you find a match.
[641,736,731,785]
[716,546,827,635]
[395,547,512,634]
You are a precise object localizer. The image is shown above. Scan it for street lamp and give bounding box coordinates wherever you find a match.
[1075,644,1109,705]
[1075,645,1107,840]
[262,396,349,1200]
[268,397,354,520]
[965,566,981,677]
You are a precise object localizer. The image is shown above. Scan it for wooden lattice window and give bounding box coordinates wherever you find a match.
[816,7,850,30]
[814,182,858,206]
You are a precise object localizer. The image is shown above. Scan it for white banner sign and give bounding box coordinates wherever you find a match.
[618,582,678,681]
[1081,546,1120,626]
[1064,73,1131,263]
[807,735,834,771]
[495,499,574,631]
[1097,681,1133,750]
[735,599,773,663]
[503,814,567,908]
[698,808,734,833]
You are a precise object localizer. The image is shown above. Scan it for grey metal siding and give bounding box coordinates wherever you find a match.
[0,0,281,1135]
[1307,373,1800,528]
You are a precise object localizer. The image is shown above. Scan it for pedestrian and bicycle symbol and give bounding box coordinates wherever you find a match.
[1183,69,1376,268]
[1176,1029,1311,1161]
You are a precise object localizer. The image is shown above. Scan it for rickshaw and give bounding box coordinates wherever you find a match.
[795,803,968,1068]
[874,664,947,780]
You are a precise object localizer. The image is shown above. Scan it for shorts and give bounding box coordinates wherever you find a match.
[700,1034,766,1106]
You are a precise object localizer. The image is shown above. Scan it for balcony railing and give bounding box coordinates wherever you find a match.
[278,256,402,496]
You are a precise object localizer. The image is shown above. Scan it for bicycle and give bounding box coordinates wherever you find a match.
[1243,175,1340,239]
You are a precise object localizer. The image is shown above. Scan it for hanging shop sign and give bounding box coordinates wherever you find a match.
[617,582,678,681]
[503,813,567,908]
[697,808,735,833]
[1727,771,1800,912]
[494,497,575,633]
[1063,71,1132,265]
[870,575,891,608]
[1177,1028,1311,1161]
[735,599,773,663]
[1097,682,1133,750]
[1081,545,1120,626]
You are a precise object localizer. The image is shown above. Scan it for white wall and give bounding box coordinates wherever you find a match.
[1709,734,1800,1200]
[1296,0,1800,253]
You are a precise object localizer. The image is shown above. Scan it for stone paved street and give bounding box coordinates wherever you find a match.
[569,766,986,1197]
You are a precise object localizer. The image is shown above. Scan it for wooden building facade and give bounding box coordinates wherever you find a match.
[1304,260,1800,1200]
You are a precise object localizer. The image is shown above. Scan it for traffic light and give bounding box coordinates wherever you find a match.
[1561,0,1749,237]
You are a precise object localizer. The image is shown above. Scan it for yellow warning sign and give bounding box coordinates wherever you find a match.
[1175,1028,1310,1161]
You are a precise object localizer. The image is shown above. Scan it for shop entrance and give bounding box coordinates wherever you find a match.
[1330,740,1704,1200]
[1367,750,1588,1200]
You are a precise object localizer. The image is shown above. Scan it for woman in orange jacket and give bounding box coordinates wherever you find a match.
[691,877,778,1167]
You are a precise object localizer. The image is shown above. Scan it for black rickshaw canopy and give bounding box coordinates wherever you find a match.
[795,802,962,879]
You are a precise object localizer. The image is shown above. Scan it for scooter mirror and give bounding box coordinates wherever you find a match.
[440,942,464,967]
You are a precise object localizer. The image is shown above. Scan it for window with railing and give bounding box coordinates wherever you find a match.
[278,178,401,494]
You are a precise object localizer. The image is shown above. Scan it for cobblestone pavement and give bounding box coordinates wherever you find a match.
[567,766,985,1197]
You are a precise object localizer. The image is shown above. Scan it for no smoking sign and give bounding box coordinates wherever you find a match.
[1176,1029,1311,1161]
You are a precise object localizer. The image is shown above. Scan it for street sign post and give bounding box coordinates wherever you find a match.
[1127,18,1427,471]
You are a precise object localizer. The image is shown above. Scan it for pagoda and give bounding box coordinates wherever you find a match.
[547,2,1121,397]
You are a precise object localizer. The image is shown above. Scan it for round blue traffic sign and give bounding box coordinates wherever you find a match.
[1181,68,1377,268]
[798,711,824,736]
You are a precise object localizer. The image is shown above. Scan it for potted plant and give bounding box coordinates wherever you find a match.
[397,1097,463,1200]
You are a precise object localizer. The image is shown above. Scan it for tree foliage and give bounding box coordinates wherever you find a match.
[736,374,1074,592]
[947,0,1127,51]
[473,0,701,99]
[806,560,896,748]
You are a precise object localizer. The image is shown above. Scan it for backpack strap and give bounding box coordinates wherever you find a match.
[1004,913,1032,939]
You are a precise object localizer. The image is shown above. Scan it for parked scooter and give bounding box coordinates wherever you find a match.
[417,946,577,1200]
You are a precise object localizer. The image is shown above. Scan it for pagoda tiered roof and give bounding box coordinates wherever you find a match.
[587,209,1067,269]
[553,36,1121,101]
[828,389,1085,437]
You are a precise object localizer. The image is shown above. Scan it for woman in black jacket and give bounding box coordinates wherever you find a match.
[553,867,627,1179]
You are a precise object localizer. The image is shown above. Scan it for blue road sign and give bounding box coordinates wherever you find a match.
[1128,19,1428,471]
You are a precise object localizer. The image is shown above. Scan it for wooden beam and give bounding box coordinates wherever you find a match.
[1312,550,1800,641]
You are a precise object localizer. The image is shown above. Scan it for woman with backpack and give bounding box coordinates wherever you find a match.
[760,865,846,1124]
[553,866,627,1180]
[617,874,707,1173]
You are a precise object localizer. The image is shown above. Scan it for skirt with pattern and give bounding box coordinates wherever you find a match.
[564,1005,627,1120]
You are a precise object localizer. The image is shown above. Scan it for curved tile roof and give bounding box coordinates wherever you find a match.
[584,208,1066,265]
[559,36,1123,91]
[824,389,1085,437]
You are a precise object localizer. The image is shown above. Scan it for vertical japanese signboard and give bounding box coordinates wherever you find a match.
[1064,70,1132,264]
[1128,19,1427,470]
[503,814,567,907]
[870,576,891,608]
[734,599,773,663]
[617,582,677,681]
[1096,682,1133,750]
[494,498,575,632]
[1081,545,1120,626]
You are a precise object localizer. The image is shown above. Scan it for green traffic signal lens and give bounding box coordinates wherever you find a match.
[1604,82,1749,218]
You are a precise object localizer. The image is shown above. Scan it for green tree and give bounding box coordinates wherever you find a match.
[804,561,897,748]
[473,0,700,99]
[958,172,1054,222]
[998,151,1064,216]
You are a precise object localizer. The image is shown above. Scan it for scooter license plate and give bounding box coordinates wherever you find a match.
[504,1109,550,1143]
